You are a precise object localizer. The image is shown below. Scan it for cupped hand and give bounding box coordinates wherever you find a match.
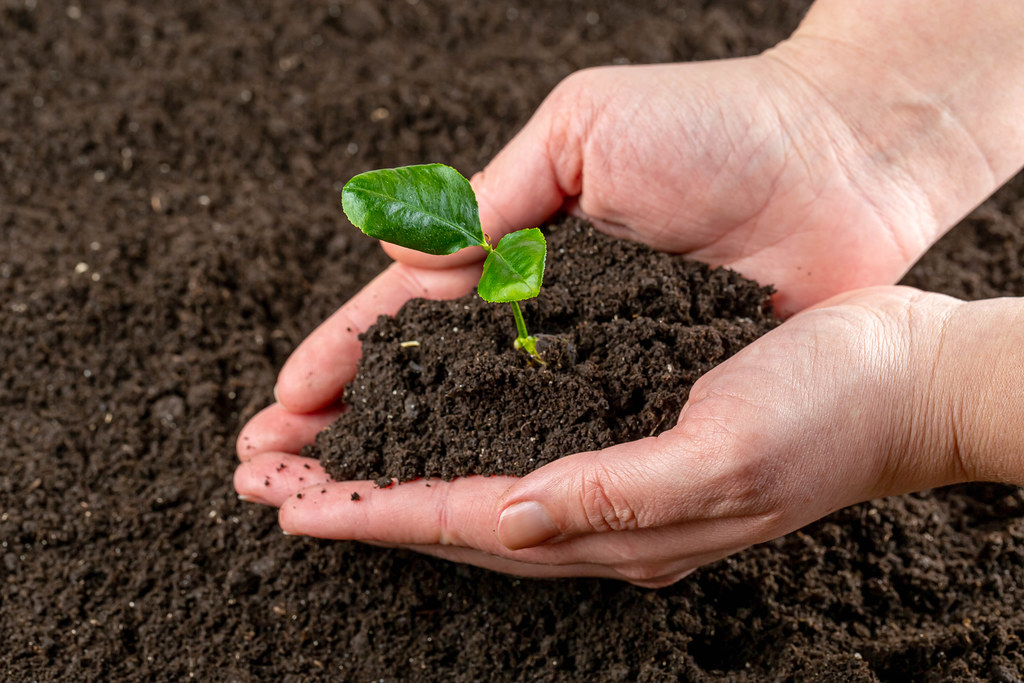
[235,287,968,586]
[273,41,966,414]
[236,2,1024,585]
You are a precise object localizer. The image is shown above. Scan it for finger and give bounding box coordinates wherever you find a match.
[277,477,515,551]
[391,543,624,581]
[235,402,342,461]
[234,452,331,507]
[469,80,585,241]
[494,429,758,550]
[376,78,590,271]
[274,474,737,575]
[276,477,597,567]
[275,261,480,413]
[273,470,753,584]
[510,513,774,571]
[380,242,487,270]
[363,541,705,587]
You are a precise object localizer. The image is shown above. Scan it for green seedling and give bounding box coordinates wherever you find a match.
[341,163,546,360]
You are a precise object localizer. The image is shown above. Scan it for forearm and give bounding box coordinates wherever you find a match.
[772,1,1024,241]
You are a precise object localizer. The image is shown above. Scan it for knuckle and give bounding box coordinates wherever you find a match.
[541,67,608,173]
[719,451,781,516]
[670,405,786,521]
[550,68,594,101]
[434,486,459,547]
[577,464,640,533]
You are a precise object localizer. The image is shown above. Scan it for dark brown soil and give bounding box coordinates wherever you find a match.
[310,217,776,485]
[4,1,1024,681]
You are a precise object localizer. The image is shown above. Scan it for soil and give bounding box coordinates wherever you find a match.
[309,217,777,485]
[4,1,1024,681]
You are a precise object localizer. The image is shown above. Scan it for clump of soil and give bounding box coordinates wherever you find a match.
[308,216,777,484]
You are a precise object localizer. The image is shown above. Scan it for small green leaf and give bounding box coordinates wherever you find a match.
[342,164,485,255]
[478,228,546,303]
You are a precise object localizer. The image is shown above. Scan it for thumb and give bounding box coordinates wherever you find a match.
[382,76,588,268]
[496,430,730,550]
[472,80,587,242]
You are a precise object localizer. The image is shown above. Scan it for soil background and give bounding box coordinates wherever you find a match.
[3,1,1024,681]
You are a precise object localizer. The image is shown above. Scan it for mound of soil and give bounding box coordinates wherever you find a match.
[310,217,776,484]
[5,0,1024,681]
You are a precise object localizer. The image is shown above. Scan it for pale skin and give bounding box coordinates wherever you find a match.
[234,0,1024,587]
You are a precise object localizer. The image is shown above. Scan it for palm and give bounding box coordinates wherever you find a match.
[549,59,931,315]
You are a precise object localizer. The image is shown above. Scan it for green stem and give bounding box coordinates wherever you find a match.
[510,301,541,361]
[510,301,529,340]
[482,239,541,362]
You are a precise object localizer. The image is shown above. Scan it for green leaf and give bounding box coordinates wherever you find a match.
[342,164,485,255]
[478,228,546,303]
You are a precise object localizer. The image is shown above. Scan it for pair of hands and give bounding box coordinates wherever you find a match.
[234,24,1019,586]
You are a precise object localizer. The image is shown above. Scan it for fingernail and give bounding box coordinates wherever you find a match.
[272,383,280,404]
[238,494,269,505]
[498,501,559,550]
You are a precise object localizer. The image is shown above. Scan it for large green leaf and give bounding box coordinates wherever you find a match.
[478,228,546,303]
[342,164,485,255]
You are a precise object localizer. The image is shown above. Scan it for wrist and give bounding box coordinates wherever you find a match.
[930,298,1024,485]
[764,2,1024,247]
[846,289,969,496]
[797,0,1024,187]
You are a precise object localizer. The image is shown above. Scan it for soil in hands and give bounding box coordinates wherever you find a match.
[307,216,778,485]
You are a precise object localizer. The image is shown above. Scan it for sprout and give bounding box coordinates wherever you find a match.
[342,163,546,360]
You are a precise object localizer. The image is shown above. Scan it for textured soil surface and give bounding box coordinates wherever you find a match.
[4,1,1024,681]
[310,217,777,485]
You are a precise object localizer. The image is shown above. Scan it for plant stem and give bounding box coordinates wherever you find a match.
[510,301,529,340]
[482,239,541,362]
[510,301,541,361]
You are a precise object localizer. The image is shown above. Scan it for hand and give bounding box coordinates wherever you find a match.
[235,287,974,586]
[270,26,1010,415]
[236,1,1024,584]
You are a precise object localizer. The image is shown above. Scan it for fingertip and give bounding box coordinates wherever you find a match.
[274,361,325,414]
[468,110,573,241]
[235,403,279,461]
[235,402,342,460]
[233,460,260,500]
[235,421,258,462]
[277,491,304,533]
[279,510,302,536]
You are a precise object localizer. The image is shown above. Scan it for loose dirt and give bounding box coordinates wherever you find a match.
[4,1,1024,680]
[309,217,777,485]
